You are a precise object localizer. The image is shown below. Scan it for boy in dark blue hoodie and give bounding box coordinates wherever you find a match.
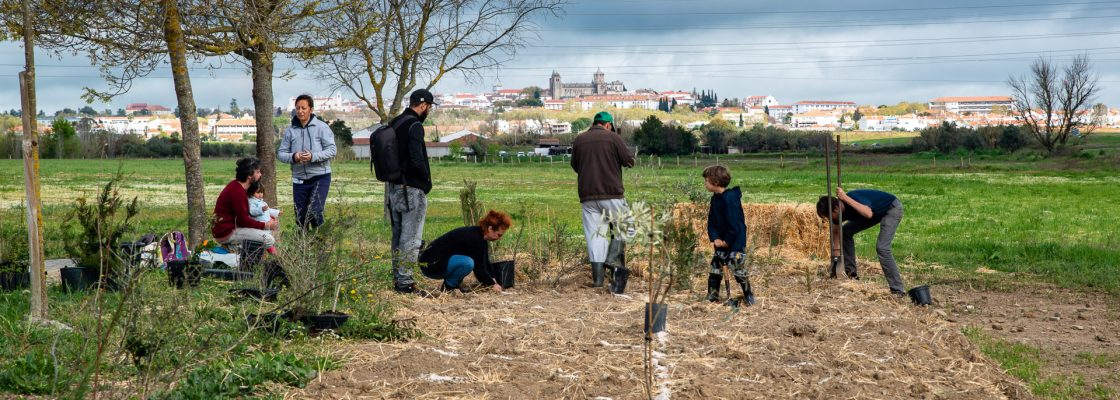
[703,165,756,305]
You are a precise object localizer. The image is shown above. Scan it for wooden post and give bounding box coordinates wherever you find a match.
[834,134,844,276]
[824,137,837,279]
[19,0,48,321]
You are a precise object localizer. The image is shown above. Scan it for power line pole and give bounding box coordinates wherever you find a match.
[19,0,49,321]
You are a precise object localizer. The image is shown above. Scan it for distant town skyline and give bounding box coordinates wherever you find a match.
[2,0,1119,112]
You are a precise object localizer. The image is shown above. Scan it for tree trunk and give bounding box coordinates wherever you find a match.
[162,0,207,248]
[250,53,279,206]
[19,0,47,321]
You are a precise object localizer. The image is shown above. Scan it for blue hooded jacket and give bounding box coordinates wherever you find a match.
[279,114,337,180]
[707,186,747,252]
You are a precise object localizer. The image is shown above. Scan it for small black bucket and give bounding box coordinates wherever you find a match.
[60,266,99,293]
[490,260,515,289]
[643,303,668,335]
[610,267,630,294]
[202,268,255,281]
[908,285,932,306]
[300,312,351,332]
[247,311,294,333]
[230,287,280,302]
[238,240,267,271]
[0,270,30,291]
[167,260,202,289]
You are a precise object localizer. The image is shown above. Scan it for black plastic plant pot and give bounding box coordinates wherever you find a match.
[491,260,516,289]
[300,311,351,332]
[60,266,99,293]
[0,270,30,290]
[909,285,933,306]
[167,260,203,289]
[644,303,668,335]
[229,287,280,302]
[247,312,293,333]
[118,242,144,265]
[0,262,30,289]
[238,240,267,271]
[609,267,630,295]
[202,268,254,281]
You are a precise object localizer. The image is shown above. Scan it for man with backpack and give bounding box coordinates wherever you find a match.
[376,89,436,294]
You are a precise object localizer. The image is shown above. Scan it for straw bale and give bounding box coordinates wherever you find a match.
[676,202,828,262]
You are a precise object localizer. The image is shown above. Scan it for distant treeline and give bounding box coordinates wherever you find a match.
[0,132,257,159]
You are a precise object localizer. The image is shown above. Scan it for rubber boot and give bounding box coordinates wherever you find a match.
[706,273,722,302]
[609,267,629,294]
[591,262,606,288]
[735,275,756,306]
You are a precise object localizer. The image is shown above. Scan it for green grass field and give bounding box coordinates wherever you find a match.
[2,146,1118,293]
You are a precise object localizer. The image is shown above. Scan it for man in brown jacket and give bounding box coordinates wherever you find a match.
[571,111,635,292]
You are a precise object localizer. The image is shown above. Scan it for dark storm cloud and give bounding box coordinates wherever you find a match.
[2,0,1118,111]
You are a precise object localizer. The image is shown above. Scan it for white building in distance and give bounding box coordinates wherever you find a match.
[928,96,1014,115]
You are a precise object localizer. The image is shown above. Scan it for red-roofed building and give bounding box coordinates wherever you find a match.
[766,105,793,120]
[792,100,857,114]
[743,95,779,108]
[928,96,1014,115]
[125,103,172,116]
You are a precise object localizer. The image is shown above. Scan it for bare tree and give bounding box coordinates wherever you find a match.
[1008,55,1099,154]
[318,0,563,121]
[177,0,374,205]
[12,0,49,321]
[10,0,210,247]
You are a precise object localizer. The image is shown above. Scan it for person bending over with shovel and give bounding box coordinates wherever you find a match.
[816,188,906,296]
[703,165,755,306]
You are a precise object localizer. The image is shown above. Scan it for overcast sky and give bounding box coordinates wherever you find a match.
[2,0,1119,113]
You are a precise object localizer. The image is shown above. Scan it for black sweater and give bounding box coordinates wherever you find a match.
[707,186,747,252]
[388,108,432,194]
[419,226,496,285]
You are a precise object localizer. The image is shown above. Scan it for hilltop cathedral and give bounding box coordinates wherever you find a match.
[549,69,626,99]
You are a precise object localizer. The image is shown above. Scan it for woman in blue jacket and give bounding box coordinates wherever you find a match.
[279,94,337,229]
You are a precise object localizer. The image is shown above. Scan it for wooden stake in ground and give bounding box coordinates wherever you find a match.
[19,0,48,321]
[835,134,844,277]
[824,137,838,278]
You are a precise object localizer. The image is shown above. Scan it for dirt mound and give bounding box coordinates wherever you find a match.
[292,274,1029,399]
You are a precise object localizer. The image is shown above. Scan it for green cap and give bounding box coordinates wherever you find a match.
[593,111,613,123]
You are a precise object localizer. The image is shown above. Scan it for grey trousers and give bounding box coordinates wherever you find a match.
[842,199,905,293]
[388,182,427,287]
[580,198,629,263]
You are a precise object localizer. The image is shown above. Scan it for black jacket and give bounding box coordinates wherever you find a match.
[419,226,496,286]
[388,108,432,194]
[707,186,747,252]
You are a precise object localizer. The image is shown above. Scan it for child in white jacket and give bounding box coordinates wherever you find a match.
[247,182,280,254]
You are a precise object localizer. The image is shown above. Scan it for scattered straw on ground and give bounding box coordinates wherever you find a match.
[291,267,1029,399]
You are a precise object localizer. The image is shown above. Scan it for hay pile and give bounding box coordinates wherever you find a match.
[292,276,1029,399]
[676,202,829,261]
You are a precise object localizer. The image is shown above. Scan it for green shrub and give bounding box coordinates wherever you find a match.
[154,352,333,399]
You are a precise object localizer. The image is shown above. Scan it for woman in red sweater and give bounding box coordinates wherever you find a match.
[212,158,278,247]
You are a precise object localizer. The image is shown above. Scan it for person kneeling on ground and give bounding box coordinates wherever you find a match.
[212,157,277,249]
[816,187,906,295]
[702,165,755,305]
[419,210,512,293]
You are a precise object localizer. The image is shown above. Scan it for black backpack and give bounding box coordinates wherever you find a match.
[370,116,419,182]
